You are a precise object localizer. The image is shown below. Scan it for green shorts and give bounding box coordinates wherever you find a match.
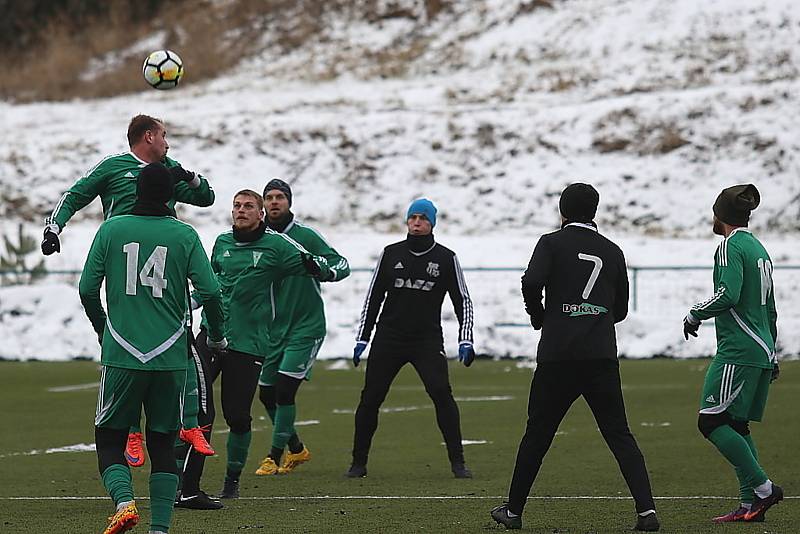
[95,365,186,433]
[699,360,771,422]
[258,337,324,386]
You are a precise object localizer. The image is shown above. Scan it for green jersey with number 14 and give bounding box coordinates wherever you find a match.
[79,215,224,371]
[689,228,777,368]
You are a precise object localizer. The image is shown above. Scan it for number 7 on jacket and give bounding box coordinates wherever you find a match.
[577,253,603,299]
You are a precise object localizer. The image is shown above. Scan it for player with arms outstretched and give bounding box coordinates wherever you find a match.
[42,114,217,466]
[42,114,213,254]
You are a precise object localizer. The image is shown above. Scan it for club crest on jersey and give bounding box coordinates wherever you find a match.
[394,261,404,269]
[426,262,440,277]
[395,278,435,291]
[253,251,263,266]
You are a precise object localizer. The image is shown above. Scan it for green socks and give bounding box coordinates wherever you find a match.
[708,426,767,489]
[265,406,277,423]
[101,464,134,506]
[149,472,179,532]
[266,404,303,454]
[273,404,297,451]
[735,434,759,504]
[226,431,252,480]
[101,464,178,531]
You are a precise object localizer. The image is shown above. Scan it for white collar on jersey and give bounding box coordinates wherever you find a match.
[129,151,148,165]
[728,227,752,239]
[565,222,598,232]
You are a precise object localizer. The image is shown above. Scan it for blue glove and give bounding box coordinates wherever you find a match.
[458,342,475,367]
[353,341,367,367]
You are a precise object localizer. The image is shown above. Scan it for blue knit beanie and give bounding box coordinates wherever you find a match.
[406,198,437,227]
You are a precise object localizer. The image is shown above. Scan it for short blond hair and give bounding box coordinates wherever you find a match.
[233,189,264,210]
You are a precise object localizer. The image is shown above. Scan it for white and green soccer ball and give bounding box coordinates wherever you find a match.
[142,50,184,90]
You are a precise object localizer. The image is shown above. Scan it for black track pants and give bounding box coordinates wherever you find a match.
[352,345,464,466]
[177,331,216,496]
[507,360,655,515]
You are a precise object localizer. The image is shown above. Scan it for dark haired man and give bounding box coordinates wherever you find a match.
[42,114,213,255]
[491,183,658,531]
[684,184,782,523]
[254,179,350,476]
[42,114,217,470]
[346,198,475,479]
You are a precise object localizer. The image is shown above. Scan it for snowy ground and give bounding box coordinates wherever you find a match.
[1,226,798,361]
[0,0,798,360]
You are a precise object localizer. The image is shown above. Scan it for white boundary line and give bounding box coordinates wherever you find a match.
[2,495,797,501]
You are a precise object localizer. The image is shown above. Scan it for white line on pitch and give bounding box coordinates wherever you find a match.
[2,495,797,501]
[47,382,99,392]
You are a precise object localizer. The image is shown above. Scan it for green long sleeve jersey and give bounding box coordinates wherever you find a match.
[267,220,350,352]
[689,228,777,368]
[78,215,224,371]
[46,152,214,231]
[202,228,334,358]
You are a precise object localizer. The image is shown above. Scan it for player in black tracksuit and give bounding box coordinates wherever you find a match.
[491,184,659,532]
[174,330,220,509]
[346,198,476,479]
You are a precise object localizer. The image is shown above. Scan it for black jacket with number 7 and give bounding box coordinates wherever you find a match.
[522,222,628,363]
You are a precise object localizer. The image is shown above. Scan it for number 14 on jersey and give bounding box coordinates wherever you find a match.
[123,242,168,298]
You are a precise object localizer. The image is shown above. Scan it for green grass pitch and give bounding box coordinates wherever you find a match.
[0,359,796,533]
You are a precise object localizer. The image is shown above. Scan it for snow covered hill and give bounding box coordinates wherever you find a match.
[1,0,798,360]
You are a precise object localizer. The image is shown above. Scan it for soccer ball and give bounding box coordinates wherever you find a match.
[142,50,184,90]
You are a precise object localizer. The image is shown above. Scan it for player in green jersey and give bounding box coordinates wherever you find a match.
[42,114,214,255]
[254,179,350,476]
[41,114,217,466]
[79,163,227,534]
[683,184,782,524]
[188,189,335,500]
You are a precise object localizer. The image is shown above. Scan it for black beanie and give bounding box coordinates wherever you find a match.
[263,178,292,207]
[713,184,760,226]
[137,162,174,205]
[559,183,599,223]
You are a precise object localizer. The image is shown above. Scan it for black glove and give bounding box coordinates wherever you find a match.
[169,165,196,183]
[683,316,700,340]
[301,252,322,277]
[771,361,780,383]
[96,330,104,345]
[529,314,542,330]
[41,228,61,255]
[207,337,229,359]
